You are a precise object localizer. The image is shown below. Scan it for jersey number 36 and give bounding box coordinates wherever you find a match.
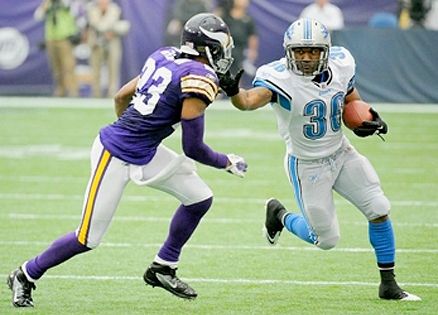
[303,91,344,140]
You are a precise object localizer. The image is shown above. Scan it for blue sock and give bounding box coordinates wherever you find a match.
[283,213,315,244]
[369,219,395,268]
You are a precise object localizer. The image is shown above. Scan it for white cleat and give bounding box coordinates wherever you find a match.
[399,291,422,301]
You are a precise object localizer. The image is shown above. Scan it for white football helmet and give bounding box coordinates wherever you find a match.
[283,18,331,76]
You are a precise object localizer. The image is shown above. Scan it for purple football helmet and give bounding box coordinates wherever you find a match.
[180,13,234,74]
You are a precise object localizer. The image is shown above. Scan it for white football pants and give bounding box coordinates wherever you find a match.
[285,137,390,249]
[75,136,213,248]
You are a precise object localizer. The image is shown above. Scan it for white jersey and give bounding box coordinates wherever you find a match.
[254,46,356,160]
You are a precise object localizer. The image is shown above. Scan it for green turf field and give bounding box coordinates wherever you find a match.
[0,97,437,314]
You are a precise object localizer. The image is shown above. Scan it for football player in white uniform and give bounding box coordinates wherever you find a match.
[219,18,420,301]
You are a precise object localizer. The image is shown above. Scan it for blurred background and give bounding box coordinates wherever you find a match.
[1,3,437,312]
[0,0,437,102]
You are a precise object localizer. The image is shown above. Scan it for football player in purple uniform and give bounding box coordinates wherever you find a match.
[7,13,247,306]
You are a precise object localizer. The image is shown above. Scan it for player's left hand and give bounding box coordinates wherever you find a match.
[353,108,388,138]
[225,154,248,178]
[218,69,244,97]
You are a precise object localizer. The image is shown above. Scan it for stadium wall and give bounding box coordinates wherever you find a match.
[1,0,437,103]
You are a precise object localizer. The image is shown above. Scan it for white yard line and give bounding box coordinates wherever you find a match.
[4,212,438,229]
[0,141,437,161]
[1,193,438,208]
[1,97,438,113]
[1,240,437,254]
[0,273,436,287]
[1,174,438,185]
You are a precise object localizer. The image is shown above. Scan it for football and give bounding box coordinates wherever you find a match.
[342,100,373,129]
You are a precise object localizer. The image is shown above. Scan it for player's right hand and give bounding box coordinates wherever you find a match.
[225,154,247,178]
[218,69,244,97]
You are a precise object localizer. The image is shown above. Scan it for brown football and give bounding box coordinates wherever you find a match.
[342,100,372,129]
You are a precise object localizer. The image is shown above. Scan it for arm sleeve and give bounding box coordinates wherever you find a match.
[181,115,228,169]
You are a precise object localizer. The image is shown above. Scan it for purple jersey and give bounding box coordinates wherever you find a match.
[100,47,219,165]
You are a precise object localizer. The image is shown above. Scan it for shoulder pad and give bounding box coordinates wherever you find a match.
[329,46,356,85]
[253,59,293,102]
[329,46,355,69]
[255,58,291,83]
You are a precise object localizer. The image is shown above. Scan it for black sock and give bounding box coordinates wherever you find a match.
[379,269,396,283]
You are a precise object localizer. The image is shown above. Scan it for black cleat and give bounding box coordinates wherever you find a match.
[379,281,421,301]
[263,198,287,246]
[379,271,421,301]
[144,262,197,300]
[7,267,36,307]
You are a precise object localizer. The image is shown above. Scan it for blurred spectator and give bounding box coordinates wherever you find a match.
[368,12,398,28]
[71,0,89,36]
[398,0,412,28]
[398,0,432,28]
[424,0,438,29]
[164,0,212,46]
[221,0,258,87]
[214,0,233,17]
[299,0,344,31]
[34,0,79,97]
[87,0,130,98]
[410,0,431,27]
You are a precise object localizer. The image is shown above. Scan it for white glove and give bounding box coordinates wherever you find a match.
[225,154,248,178]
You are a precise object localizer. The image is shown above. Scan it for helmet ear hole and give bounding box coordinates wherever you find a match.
[209,45,221,56]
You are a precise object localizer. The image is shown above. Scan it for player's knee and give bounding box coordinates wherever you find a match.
[374,197,390,214]
[82,241,99,250]
[316,234,340,250]
[185,183,213,207]
[200,195,213,211]
[366,196,391,221]
[370,214,388,223]
[186,196,213,217]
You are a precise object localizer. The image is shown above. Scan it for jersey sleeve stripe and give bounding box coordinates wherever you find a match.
[181,87,216,102]
[181,75,218,94]
[181,76,218,101]
[254,78,292,101]
[181,78,218,96]
[78,149,112,246]
[347,74,355,93]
